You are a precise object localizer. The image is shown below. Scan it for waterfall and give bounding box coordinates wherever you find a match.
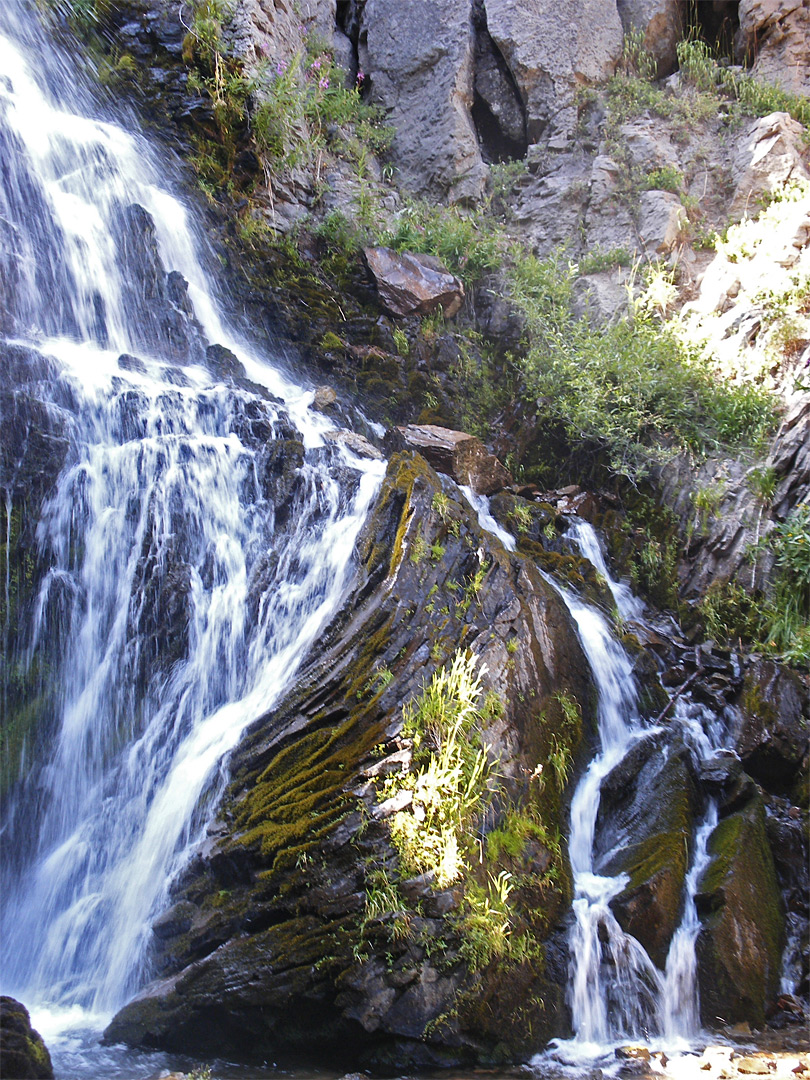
[549,519,725,1063]
[0,0,383,1048]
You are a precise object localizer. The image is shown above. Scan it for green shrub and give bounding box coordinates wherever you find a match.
[507,249,774,481]
[384,650,492,887]
[379,201,504,286]
[765,503,810,664]
[253,48,392,180]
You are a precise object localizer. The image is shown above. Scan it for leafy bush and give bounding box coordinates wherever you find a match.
[253,49,391,177]
[379,201,504,286]
[507,249,774,481]
[766,503,810,664]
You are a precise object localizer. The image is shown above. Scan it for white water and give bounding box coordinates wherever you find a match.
[463,508,724,1063]
[523,519,725,1068]
[0,0,383,1058]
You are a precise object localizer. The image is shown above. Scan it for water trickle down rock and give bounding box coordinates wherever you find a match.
[103,450,597,1068]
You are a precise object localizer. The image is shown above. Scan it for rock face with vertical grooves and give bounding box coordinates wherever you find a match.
[359,0,486,201]
[483,0,624,141]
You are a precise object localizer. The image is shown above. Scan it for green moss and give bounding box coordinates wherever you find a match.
[697,796,785,1027]
[233,712,381,872]
[320,331,345,351]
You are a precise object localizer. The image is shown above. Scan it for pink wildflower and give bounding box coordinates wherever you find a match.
[319,77,329,89]
[356,70,365,84]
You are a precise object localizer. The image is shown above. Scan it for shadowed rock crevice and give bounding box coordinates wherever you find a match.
[471,0,527,162]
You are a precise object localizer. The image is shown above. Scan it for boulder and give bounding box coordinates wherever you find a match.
[384,424,512,495]
[322,430,385,460]
[105,451,595,1067]
[637,190,687,254]
[696,795,785,1028]
[734,659,810,798]
[363,247,465,318]
[616,0,684,76]
[738,0,810,98]
[359,0,486,200]
[312,385,338,412]
[484,0,624,140]
[595,733,699,968]
[0,997,53,1079]
[729,113,810,221]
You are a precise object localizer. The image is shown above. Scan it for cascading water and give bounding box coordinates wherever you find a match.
[0,1,383,1068]
[546,520,727,1066]
[462,503,728,1066]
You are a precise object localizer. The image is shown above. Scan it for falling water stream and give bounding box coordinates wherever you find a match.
[0,3,382,1074]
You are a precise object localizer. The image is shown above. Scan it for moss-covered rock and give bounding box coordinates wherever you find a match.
[696,794,785,1029]
[0,997,54,1080]
[596,733,699,969]
[105,450,597,1068]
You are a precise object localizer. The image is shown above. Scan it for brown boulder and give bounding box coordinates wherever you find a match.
[384,424,512,495]
[363,247,465,318]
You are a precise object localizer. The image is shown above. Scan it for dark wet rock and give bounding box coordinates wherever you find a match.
[105,450,596,1068]
[114,203,207,364]
[204,343,246,382]
[259,438,306,526]
[696,794,785,1028]
[0,997,54,1079]
[363,247,465,319]
[118,353,148,374]
[597,732,699,968]
[734,659,810,800]
[385,424,512,495]
[0,344,74,808]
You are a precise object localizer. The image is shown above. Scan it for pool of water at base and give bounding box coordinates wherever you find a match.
[40,1020,809,1080]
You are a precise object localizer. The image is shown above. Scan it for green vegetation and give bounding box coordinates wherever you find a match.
[677,38,810,128]
[378,200,504,287]
[606,34,810,136]
[696,503,810,665]
[180,0,391,197]
[384,650,492,887]
[508,248,774,482]
[765,502,810,664]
